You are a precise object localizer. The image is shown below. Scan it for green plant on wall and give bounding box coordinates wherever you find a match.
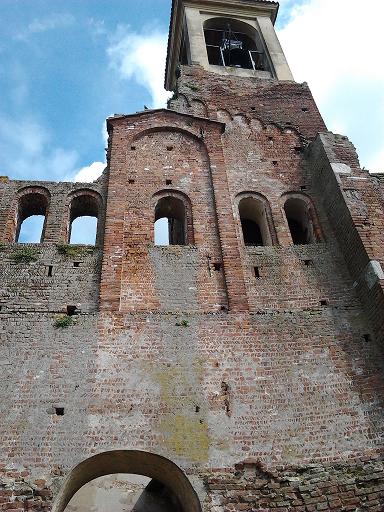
[10,247,39,264]
[53,315,74,329]
[57,244,95,257]
[176,319,190,327]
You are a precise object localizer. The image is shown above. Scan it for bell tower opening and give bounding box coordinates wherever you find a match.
[204,18,270,72]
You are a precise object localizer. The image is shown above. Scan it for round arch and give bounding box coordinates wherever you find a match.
[203,16,269,71]
[52,450,202,512]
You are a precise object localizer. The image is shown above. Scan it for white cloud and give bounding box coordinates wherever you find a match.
[73,161,106,182]
[0,114,79,180]
[15,13,75,40]
[107,27,171,109]
[278,0,384,170]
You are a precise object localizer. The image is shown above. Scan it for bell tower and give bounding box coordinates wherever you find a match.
[165,0,293,90]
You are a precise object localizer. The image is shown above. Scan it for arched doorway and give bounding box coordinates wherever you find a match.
[53,450,202,512]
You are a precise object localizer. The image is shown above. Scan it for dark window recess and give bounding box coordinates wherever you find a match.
[166,179,172,185]
[213,263,222,272]
[300,185,307,190]
[303,259,313,266]
[55,407,64,416]
[272,160,278,166]
[302,107,309,112]
[47,265,53,277]
[288,219,308,245]
[195,405,200,413]
[166,146,174,151]
[242,219,263,246]
[128,179,135,184]
[320,299,328,306]
[131,146,136,150]
[66,305,77,316]
[254,267,260,278]
[363,334,371,342]
[295,147,304,154]
[73,262,81,268]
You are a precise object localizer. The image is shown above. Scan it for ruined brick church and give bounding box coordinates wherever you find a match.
[1,0,384,510]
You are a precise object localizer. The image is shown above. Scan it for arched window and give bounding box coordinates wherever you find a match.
[16,191,49,243]
[238,196,272,246]
[203,17,269,72]
[284,197,316,245]
[68,192,100,245]
[154,196,187,246]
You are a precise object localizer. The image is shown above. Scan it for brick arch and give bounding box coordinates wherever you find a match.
[5,185,51,242]
[64,188,104,245]
[235,191,277,246]
[190,99,208,118]
[281,191,323,244]
[51,450,202,512]
[152,189,195,245]
[131,125,206,148]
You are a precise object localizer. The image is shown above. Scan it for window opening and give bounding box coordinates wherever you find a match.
[154,196,187,246]
[254,267,260,278]
[284,197,316,245]
[239,197,272,246]
[204,18,270,72]
[55,407,65,416]
[69,194,99,245]
[47,265,53,277]
[16,192,49,243]
[213,263,222,272]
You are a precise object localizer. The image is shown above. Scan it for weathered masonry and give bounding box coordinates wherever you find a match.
[1,0,384,511]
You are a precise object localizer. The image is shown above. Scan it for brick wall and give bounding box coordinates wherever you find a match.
[1,64,384,512]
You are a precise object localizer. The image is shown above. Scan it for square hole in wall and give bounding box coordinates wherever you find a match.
[66,305,77,316]
[213,263,222,272]
[363,334,371,342]
[47,265,53,277]
[131,145,136,151]
[302,107,309,112]
[300,185,307,190]
[166,179,172,185]
[128,179,135,184]
[55,407,64,416]
[254,267,260,278]
[166,145,174,151]
[73,262,81,268]
[295,147,304,154]
[303,259,313,266]
[320,299,328,306]
[272,160,278,166]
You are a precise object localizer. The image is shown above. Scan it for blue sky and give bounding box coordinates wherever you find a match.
[1,0,383,242]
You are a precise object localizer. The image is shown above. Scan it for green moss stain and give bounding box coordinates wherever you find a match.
[155,363,210,463]
[161,414,209,463]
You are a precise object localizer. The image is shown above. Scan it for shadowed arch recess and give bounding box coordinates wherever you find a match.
[52,450,202,512]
